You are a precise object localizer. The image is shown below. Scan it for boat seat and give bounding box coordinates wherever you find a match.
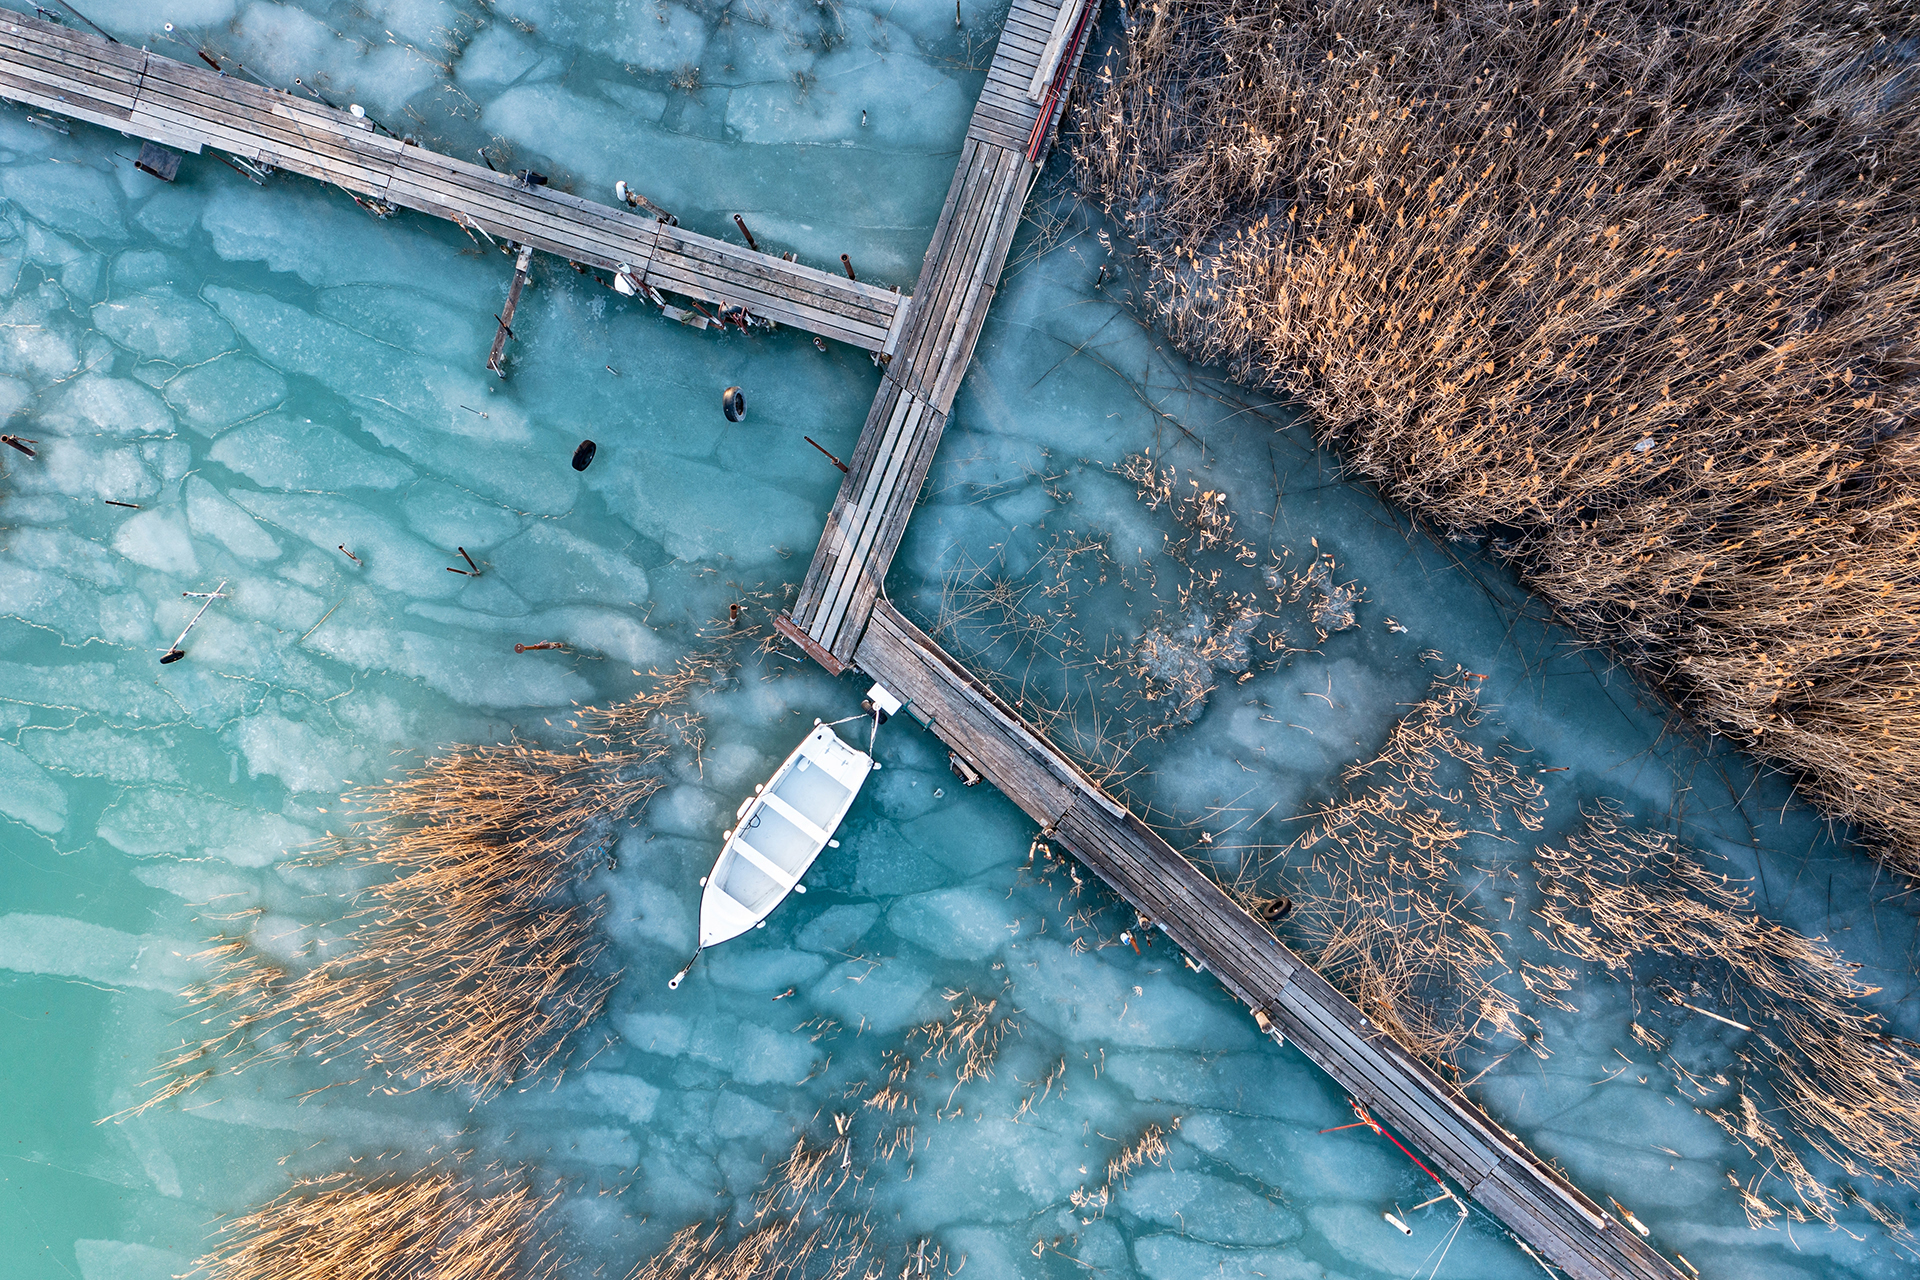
[759,791,831,844]
[732,837,799,890]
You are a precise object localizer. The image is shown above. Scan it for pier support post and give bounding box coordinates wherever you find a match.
[487,243,535,377]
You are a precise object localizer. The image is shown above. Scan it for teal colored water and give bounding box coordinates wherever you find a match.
[0,2,1915,1278]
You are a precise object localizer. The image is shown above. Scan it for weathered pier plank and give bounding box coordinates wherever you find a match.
[851,602,1686,1280]
[0,11,905,352]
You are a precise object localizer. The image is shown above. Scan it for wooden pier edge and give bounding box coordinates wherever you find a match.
[774,613,848,676]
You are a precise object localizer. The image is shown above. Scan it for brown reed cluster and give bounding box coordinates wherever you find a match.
[1075,0,1920,872]
[933,461,1353,789]
[910,989,1018,1112]
[1105,1119,1173,1187]
[626,1137,873,1280]
[118,642,754,1119]
[1535,802,1920,1231]
[1265,671,1553,1064]
[1069,1118,1176,1216]
[195,1172,559,1280]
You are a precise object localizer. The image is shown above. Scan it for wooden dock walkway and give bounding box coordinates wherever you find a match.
[854,603,1684,1280]
[780,0,1098,668]
[0,11,904,352]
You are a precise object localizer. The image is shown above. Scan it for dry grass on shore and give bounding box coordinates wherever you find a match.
[1074,0,1920,873]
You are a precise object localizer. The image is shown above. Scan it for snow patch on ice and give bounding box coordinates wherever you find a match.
[211,415,416,491]
[1,162,125,240]
[96,791,315,866]
[232,711,366,793]
[0,742,68,833]
[0,914,191,991]
[92,289,235,364]
[42,375,175,438]
[163,355,288,434]
[74,1240,193,1280]
[794,903,878,954]
[576,1071,661,1124]
[111,508,199,575]
[185,477,282,561]
[886,886,1019,960]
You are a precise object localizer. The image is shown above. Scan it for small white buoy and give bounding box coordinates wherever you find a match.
[698,876,707,887]
[756,921,767,928]
[349,103,366,118]
[1383,1212,1412,1236]
[615,179,628,202]
[794,884,807,894]
[163,22,174,32]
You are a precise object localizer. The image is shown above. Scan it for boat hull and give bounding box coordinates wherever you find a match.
[697,722,872,949]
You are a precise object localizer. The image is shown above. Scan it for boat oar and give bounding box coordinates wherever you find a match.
[667,947,702,991]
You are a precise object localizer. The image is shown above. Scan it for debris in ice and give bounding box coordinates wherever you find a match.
[1264,549,1364,638]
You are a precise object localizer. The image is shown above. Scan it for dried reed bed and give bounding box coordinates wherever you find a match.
[120,636,759,1116]
[1535,802,1920,1230]
[196,1172,559,1280]
[1262,671,1553,1064]
[1075,0,1920,872]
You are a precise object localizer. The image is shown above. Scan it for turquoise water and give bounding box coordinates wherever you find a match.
[0,2,1915,1278]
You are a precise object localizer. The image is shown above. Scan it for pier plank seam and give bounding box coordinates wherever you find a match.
[0,12,903,352]
[851,603,1685,1280]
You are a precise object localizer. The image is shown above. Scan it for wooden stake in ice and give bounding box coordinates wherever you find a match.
[160,580,228,664]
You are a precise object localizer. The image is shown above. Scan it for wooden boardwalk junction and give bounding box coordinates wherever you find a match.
[0,11,905,352]
[781,0,1098,667]
[6,4,1686,1277]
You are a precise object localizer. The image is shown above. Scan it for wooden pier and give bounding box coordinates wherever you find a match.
[0,11,904,352]
[7,4,1688,1276]
[780,0,1098,667]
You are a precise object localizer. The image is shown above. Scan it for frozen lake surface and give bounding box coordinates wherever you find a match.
[0,2,1915,1277]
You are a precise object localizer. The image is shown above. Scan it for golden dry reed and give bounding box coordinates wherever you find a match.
[626,1137,873,1280]
[1535,802,1920,1231]
[115,636,758,1119]
[1075,0,1920,872]
[196,1172,559,1280]
[1267,671,1554,1065]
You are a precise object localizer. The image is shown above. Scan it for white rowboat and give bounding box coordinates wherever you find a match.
[695,722,875,952]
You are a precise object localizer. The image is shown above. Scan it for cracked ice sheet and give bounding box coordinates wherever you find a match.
[0,2,1909,1278]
